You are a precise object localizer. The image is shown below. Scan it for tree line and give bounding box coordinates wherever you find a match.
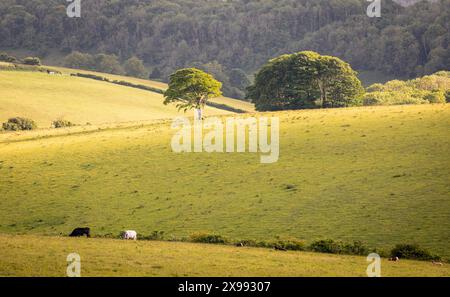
[0,0,448,99]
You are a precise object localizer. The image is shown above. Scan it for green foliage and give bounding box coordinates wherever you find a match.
[124,57,148,79]
[2,117,37,131]
[309,240,370,256]
[0,52,17,63]
[270,239,306,251]
[424,90,445,104]
[189,233,228,244]
[22,57,41,66]
[64,52,123,75]
[71,73,108,81]
[247,51,364,111]
[2,0,448,99]
[229,68,251,90]
[64,51,94,70]
[164,68,222,111]
[309,239,343,254]
[391,244,441,261]
[364,71,450,106]
[52,120,75,128]
[94,54,123,75]
[342,241,370,256]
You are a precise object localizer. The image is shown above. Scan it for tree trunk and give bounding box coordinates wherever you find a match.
[194,108,202,120]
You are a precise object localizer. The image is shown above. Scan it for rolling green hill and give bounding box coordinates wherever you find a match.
[0,104,448,260]
[1,235,448,277]
[0,67,254,127]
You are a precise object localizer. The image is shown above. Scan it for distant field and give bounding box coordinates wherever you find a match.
[0,104,448,260]
[0,235,448,277]
[50,66,256,113]
[0,69,254,127]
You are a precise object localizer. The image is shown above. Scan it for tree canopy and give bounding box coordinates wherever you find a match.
[163,68,222,112]
[246,51,364,111]
[0,0,448,99]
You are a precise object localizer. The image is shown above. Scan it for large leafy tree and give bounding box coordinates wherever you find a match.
[246,51,364,111]
[163,68,222,115]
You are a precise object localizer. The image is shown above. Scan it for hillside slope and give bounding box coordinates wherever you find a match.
[0,104,448,258]
[0,68,254,127]
[0,235,448,277]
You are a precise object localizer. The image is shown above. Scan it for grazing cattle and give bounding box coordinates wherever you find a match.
[122,230,137,240]
[69,227,90,237]
[388,257,400,262]
[432,261,443,266]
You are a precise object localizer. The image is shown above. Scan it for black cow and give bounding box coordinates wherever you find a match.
[69,227,91,237]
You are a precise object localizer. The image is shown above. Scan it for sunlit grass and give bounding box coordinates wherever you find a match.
[0,104,448,261]
[0,235,448,277]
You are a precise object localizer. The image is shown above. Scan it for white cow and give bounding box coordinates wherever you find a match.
[122,230,137,240]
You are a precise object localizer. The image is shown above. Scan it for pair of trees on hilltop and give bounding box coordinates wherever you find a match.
[2,0,448,99]
[164,51,364,113]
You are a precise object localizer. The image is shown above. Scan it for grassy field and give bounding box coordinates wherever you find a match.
[0,104,448,260]
[0,234,448,277]
[50,66,256,113]
[0,69,254,127]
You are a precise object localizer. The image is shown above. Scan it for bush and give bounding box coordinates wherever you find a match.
[2,117,37,131]
[64,51,94,70]
[342,241,369,256]
[71,73,109,81]
[124,56,148,78]
[390,244,440,261]
[0,52,17,63]
[52,119,76,128]
[22,57,41,66]
[446,90,450,103]
[270,239,306,251]
[424,90,446,103]
[189,232,227,244]
[309,239,343,254]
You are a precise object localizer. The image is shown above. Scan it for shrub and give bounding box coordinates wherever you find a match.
[64,51,94,70]
[189,232,227,244]
[390,244,440,261]
[124,56,148,78]
[446,90,450,103]
[342,241,369,256]
[424,90,446,103]
[52,119,76,128]
[270,239,306,251]
[309,239,343,254]
[2,117,37,131]
[72,73,109,81]
[0,52,17,63]
[22,57,41,66]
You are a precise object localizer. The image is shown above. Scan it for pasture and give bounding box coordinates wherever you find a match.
[0,235,448,277]
[0,103,448,260]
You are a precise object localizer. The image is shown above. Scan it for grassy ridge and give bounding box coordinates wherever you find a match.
[50,66,256,113]
[0,70,254,127]
[0,104,448,259]
[0,235,448,277]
